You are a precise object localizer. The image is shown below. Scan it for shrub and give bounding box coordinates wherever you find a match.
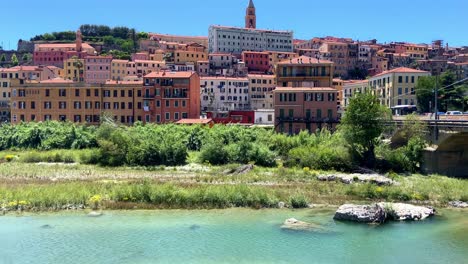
[290,194,309,208]
[199,140,229,165]
[4,155,15,162]
[79,149,101,164]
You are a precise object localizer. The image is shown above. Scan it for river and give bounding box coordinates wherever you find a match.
[0,208,466,264]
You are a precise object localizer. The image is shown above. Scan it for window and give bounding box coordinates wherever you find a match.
[95,89,99,97]
[74,115,81,122]
[317,109,322,119]
[95,102,101,109]
[121,90,125,97]
[398,88,402,95]
[113,90,118,97]
[113,102,119,109]
[75,89,80,97]
[156,115,161,123]
[59,102,67,109]
[328,109,333,119]
[306,109,311,119]
[174,112,179,120]
[411,76,415,83]
[174,101,179,107]
[405,76,409,83]
[59,89,66,97]
[182,113,188,119]
[44,102,52,109]
[398,76,403,83]
[165,101,169,107]
[30,102,35,109]
[137,102,142,109]
[279,109,284,118]
[121,102,126,109]
[45,89,50,97]
[182,100,186,107]
[74,102,81,109]
[288,109,294,118]
[157,100,161,107]
[165,112,170,120]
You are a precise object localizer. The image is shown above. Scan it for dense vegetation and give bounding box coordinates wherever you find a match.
[416,70,468,112]
[0,93,426,173]
[29,24,150,60]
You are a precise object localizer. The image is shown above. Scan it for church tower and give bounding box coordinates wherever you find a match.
[76,29,82,52]
[245,0,256,29]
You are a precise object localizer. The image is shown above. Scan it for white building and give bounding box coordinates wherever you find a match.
[248,74,276,110]
[200,77,250,111]
[254,109,274,125]
[358,44,372,63]
[342,80,369,108]
[208,25,294,55]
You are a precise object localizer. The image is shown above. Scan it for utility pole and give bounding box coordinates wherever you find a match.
[434,74,439,142]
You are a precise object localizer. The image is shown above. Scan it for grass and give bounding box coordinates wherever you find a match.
[0,151,467,211]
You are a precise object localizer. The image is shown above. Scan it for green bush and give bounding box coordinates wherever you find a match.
[199,140,229,165]
[290,194,309,208]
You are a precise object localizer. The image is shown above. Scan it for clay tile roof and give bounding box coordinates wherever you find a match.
[277,55,333,65]
[144,71,195,78]
[372,67,429,78]
[176,118,213,125]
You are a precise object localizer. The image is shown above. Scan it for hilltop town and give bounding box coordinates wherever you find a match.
[0,0,467,131]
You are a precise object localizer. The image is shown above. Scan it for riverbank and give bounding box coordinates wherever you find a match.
[1,162,467,212]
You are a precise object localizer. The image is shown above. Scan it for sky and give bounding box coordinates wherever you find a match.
[1,0,467,50]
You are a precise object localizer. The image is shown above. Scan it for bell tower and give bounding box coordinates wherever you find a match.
[76,29,82,52]
[245,0,256,29]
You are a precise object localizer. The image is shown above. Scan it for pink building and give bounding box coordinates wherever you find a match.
[85,56,112,84]
[242,51,270,73]
[33,30,95,67]
[132,52,150,61]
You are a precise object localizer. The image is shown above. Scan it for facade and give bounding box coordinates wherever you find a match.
[268,51,299,68]
[274,87,338,134]
[85,56,112,84]
[148,33,208,47]
[111,59,129,81]
[33,30,95,67]
[63,58,85,82]
[248,74,276,110]
[275,56,334,88]
[173,43,208,64]
[242,51,270,73]
[332,78,344,108]
[143,71,200,123]
[135,60,165,76]
[342,80,369,108]
[208,26,293,55]
[368,67,430,107]
[319,42,358,78]
[254,109,274,125]
[197,61,210,76]
[200,77,250,111]
[10,79,144,124]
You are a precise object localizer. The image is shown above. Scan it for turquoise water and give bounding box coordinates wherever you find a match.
[0,209,467,264]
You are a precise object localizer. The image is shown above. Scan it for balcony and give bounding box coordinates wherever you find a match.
[144,94,155,99]
[276,117,340,123]
[161,80,174,86]
[164,93,188,99]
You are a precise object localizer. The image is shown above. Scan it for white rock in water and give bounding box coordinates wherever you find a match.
[281,218,325,231]
[334,204,386,223]
[87,211,103,217]
[380,203,435,221]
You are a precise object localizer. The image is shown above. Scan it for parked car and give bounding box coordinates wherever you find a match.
[446,111,463,115]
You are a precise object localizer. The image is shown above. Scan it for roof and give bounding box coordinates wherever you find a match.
[274,87,337,92]
[373,67,429,77]
[135,60,165,64]
[277,56,333,65]
[201,76,248,81]
[210,25,292,34]
[144,71,196,78]
[39,77,73,84]
[105,80,143,85]
[247,74,275,78]
[35,43,94,50]
[176,118,213,125]
[248,0,255,8]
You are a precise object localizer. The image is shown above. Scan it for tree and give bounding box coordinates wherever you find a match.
[22,53,31,62]
[42,33,56,41]
[137,32,149,40]
[11,54,19,66]
[0,54,6,62]
[340,92,391,168]
[415,76,435,113]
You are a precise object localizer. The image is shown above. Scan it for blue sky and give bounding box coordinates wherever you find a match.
[1,0,467,50]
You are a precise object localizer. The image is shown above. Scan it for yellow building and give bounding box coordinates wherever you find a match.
[248,74,276,109]
[342,80,368,108]
[275,56,334,88]
[150,49,165,61]
[332,78,344,107]
[111,59,129,81]
[404,44,428,60]
[174,43,208,64]
[368,67,430,107]
[63,58,85,82]
[268,51,298,68]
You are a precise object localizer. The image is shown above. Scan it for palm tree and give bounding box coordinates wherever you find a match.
[71,56,83,82]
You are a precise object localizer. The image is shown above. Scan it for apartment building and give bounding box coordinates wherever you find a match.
[135,60,165,76]
[63,58,85,82]
[242,51,270,73]
[248,74,275,110]
[342,80,369,108]
[200,77,250,111]
[85,56,112,84]
[275,56,334,88]
[174,43,208,64]
[274,87,338,134]
[268,51,299,68]
[208,26,293,55]
[10,79,144,124]
[319,42,358,78]
[368,67,430,107]
[143,71,200,123]
[0,66,58,122]
[111,59,129,81]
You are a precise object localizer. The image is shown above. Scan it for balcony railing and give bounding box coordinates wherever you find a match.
[164,93,188,99]
[277,117,340,123]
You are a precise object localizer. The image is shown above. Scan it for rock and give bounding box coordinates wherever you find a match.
[448,201,468,208]
[278,202,286,209]
[87,211,103,217]
[189,224,201,230]
[234,164,254,175]
[281,218,325,232]
[318,173,395,185]
[380,203,435,221]
[334,204,387,223]
[40,224,53,229]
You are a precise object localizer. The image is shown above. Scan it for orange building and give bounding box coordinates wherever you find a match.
[274,87,338,134]
[10,79,144,124]
[275,56,334,88]
[142,71,200,123]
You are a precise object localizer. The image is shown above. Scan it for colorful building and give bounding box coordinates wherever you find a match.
[85,56,112,84]
[111,59,129,81]
[142,71,200,123]
[242,51,270,73]
[342,80,369,108]
[63,57,85,82]
[275,56,334,88]
[274,87,338,134]
[10,79,144,124]
[248,74,276,110]
[368,67,431,107]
